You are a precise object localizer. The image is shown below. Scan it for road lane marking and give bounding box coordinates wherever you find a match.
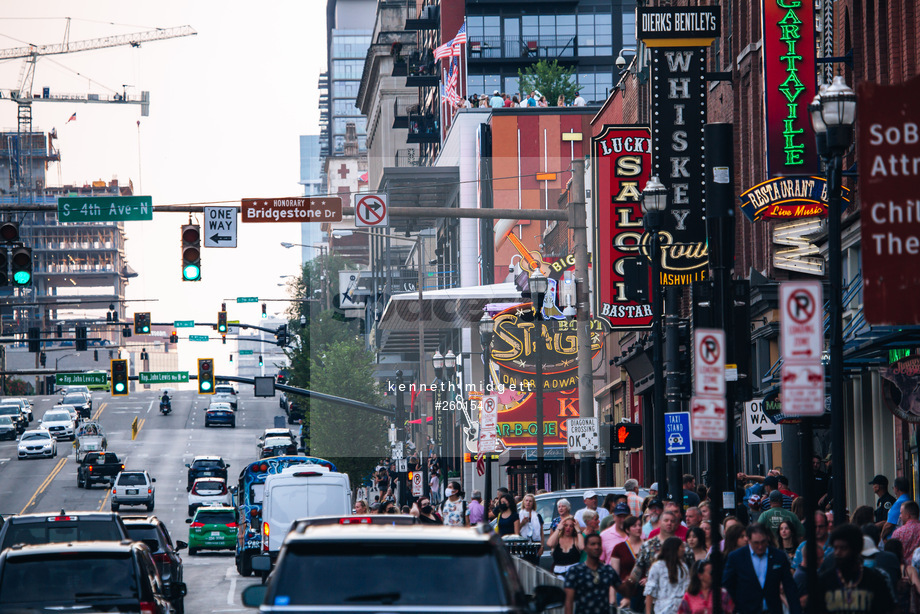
[20,456,68,514]
[99,487,112,511]
[226,566,238,604]
[91,402,108,421]
[137,418,145,434]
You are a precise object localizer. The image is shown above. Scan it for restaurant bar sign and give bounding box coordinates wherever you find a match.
[763,0,819,176]
[638,6,720,46]
[591,126,653,329]
[739,176,851,222]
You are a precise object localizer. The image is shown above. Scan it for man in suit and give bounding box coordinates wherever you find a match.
[723,523,801,614]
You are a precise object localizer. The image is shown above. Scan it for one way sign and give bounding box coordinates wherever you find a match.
[204,207,238,248]
[744,399,783,444]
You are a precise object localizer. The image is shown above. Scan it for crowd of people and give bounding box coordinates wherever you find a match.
[461,89,587,109]
[356,459,920,613]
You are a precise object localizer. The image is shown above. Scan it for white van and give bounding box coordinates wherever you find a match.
[259,464,351,565]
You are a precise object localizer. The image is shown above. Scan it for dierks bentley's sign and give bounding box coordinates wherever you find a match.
[738,176,850,222]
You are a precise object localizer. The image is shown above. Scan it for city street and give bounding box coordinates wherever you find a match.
[0,388,284,613]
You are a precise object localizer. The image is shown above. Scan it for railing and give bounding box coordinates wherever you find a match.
[407,51,437,77]
[407,112,439,143]
[469,35,577,59]
[395,149,421,167]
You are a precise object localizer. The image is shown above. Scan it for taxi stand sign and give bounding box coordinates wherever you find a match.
[665,412,692,456]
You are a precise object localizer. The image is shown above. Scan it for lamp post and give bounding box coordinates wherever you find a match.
[642,176,669,500]
[444,349,457,476]
[479,313,495,501]
[529,269,549,491]
[431,350,444,499]
[810,75,856,525]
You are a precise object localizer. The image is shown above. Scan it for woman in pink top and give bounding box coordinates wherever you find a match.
[677,560,734,614]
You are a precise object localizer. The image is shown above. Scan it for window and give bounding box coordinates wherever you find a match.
[504,77,519,98]
[467,74,500,97]
[333,60,365,80]
[577,70,613,104]
[578,11,613,57]
[622,10,636,48]
[333,81,359,98]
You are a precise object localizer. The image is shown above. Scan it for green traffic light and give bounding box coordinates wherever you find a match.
[114,382,126,393]
[183,264,200,281]
[201,381,212,392]
[13,271,31,285]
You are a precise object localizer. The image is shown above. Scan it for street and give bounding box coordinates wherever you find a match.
[0,388,281,613]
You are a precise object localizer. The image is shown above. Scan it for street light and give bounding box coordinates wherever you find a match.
[642,175,668,501]
[479,313,495,500]
[529,269,548,491]
[810,75,856,526]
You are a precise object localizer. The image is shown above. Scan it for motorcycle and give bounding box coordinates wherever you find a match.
[160,397,172,415]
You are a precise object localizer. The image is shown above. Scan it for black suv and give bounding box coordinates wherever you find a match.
[0,510,129,551]
[185,456,230,491]
[242,525,564,613]
[123,515,188,614]
[0,540,183,614]
[61,392,92,419]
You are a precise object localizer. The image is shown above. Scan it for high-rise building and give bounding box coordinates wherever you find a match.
[299,135,325,262]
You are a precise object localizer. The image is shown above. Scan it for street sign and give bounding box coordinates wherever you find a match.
[566,417,600,453]
[174,320,195,328]
[189,335,209,342]
[355,193,389,228]
[237,296,259,303]
[56,372,107,386]
[203,207,237,248]
[57,196,153,222]
[239,349,254,355]
[780,281,825,416]
[397,458,408,472]
[241,197,342,223]
[139,371,190,384]
[411,471,423,497]
[745,399,784,444]
[694,328,726,397]
[690,395,728,442]
[478,395,499,453]
[665,412,692,456]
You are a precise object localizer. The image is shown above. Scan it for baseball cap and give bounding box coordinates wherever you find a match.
[647,498,664,509]
[768,490,783,503]
[493,90,500,95]
[763,476,779,489]
[869,475,889,486]
[749,494,762,506]
[583,490,598,500]
[614,502,630,515]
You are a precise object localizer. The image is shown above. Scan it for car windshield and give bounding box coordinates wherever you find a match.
[0,407,18,416]
[193,460,224,469]
[274,542,507,606]
[194,480,224,492]
[117,473,148,486]
[62,394,85,404]
[0,416,12,425]
[196,510,235,525]
[0,553,138,604]
[44,412,70,422]
[124,526,162,552]
[20,432,49,441]
[1,521,123,549]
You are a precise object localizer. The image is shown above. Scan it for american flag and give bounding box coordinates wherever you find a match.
[433,39,454,60]
[434,23,467,59]
[445,57,461,107]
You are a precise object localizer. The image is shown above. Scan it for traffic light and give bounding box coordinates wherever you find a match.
[10,247,32,286]
[39,351,46,367]
[27,326,40,353]
[75,325,87,352]
[111,359,129,396]
[261,303,267,318]
[181,224,201,281]
[0,248,7,287]
[0,221,18,242]
[612,422,643,449]
[134,312,151,335]
[275,324,288,347]
[197,358,215,394]
[217,311,227,334]
[258,355,264,367]
[170,330,178,343]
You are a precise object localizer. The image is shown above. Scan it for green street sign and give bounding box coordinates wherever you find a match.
[189,335,209,342]
[237,297,259,303]
[57,196,153,222]
[174,320,195,328]
[239,349,254,355]
[139,371,189,384]
[56,372,108,386]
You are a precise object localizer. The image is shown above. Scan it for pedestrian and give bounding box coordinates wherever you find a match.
[572,92,586,106]
[563,533,633,614]
[511,94,520,106]
[503,93,513,108]
[518,493,544,564]
[721,523,747,558]
[527,91,538,107]
[625,478,644,517]
[818,523,896,613]
[678,559,735,614]
[631,510,695,586]
[612,515,645,611]
[891,500,920,564]
[759,490,805,544]
[551,498,574,531]
[700,520,719,555]
[685,507,703,529]
[643,498,664,539]
[685,527,708,563]
[882,476,911,540]
[490,90,504,108]
[778,519,801,562]
[556,94,566,107]
[698,501,711,522]
[648,482,660,501]
[860,533,900,602]
[645,536,691,614]
[415,496,441,524]
[549,516,584,578]
[812,455,830,507]
[793,511,833,572]
[495,493,520,536]
[580,509,601,541]
[683,475,701,508]
[851,505,875,528]
[440,481,468,527]
[468,490,485,525]
[428,470,441,506]
[537,95,547,107]
[354,500,368,515]
[601,502,631,563]
[649,501,688,540]
[868,474,896,525]
[723,523,800,614]
[575,490,609,529]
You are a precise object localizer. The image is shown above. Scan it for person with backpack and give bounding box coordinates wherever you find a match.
[441,481,468,527]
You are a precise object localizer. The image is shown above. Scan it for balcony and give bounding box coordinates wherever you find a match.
[406,112,439,144]
[395,149,421,167]
[406,51,439,87]
[392,100,410,130]
[469,35,577,60]
[405,4,438,31]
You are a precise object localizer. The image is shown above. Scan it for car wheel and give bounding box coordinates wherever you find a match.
[146,501,154,511]
[230,421,236,428]
[111,502,119,511]
[240,552,253,577]
[175,597,185,614]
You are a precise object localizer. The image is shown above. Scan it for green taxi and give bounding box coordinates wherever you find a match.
[185,505,237,554]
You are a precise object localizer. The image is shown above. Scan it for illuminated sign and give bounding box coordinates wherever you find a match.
[739,176,851,221]
[591,125,653,329]
[763,0,819,176]
[772,218,824,275]
[638,7,720,47]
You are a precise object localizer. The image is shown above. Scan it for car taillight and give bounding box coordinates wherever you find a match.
[87,465,93,472]
[190,522,204,528]
[148,487,152,494]
[140,601,155,614]
[120,464,125,470]
[112,487,117,494]
[153,552,170,564]
[226,522,237,529]
[262,522,269,552]
[339,517,372,524]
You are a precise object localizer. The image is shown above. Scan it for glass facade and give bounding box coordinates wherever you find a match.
[329,28,371,154]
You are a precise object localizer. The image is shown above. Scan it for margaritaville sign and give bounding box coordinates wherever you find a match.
[763,0,819,176]
[739,176,851,221]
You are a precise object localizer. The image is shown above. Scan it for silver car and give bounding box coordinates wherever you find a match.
[17,429,57,460]
[111,470,156,511]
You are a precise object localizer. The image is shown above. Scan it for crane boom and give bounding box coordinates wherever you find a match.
[0,25,196,60]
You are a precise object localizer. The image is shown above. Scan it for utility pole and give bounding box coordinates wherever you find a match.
[570,158,596,487]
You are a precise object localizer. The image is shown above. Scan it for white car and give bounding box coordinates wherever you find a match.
[40,409,76,440]
[187,477,233,516]
[18,429,57,459]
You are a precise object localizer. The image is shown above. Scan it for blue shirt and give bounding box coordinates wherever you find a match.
[791,539,833,571]
[750,546,769,610]
[489,96,504,108]
[889,493,910,525]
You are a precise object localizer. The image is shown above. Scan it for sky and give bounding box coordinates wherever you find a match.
[0,2,328,375]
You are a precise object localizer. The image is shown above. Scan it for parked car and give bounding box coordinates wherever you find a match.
[185,455,230,491]
[0,541,182,614]
[112,470,156,511]
[185,505,238,555]
[17,429,57,460]
[0,510,129,551]
[122,514,187,614]
[187,477,234,516]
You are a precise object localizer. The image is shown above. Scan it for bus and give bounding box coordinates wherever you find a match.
[234,455,336,576]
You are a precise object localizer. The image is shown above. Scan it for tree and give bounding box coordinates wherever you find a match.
[518,60,581,106]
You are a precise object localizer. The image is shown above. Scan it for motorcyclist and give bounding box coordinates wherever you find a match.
[160,391,171,412]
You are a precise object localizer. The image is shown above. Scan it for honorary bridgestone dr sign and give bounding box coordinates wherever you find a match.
[241,197,343,223]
